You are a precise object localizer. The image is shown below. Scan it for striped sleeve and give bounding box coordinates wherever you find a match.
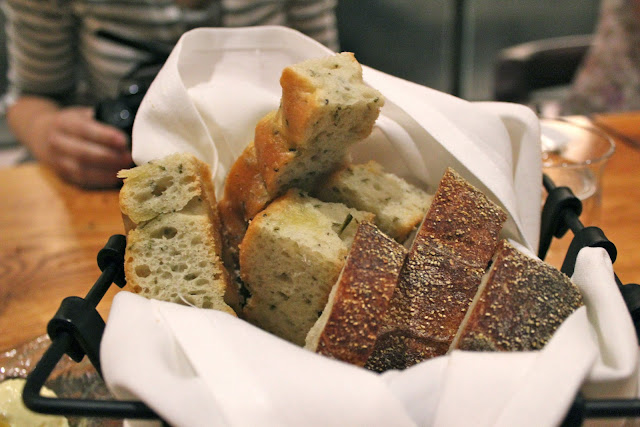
[221,0,339,51]
[286,0,339,51]
[2,0,78,100]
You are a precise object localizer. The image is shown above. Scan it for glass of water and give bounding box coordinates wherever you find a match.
[540,117,616,267]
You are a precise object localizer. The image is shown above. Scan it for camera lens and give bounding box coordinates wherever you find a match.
[126,83,140,95]
[95,99,135,134]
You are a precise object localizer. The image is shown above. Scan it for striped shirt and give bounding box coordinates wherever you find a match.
[2,0,338,106]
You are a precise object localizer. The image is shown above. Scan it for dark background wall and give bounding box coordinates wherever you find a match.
[336,0,599,100]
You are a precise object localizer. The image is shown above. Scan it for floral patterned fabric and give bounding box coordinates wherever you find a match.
[561,0,640,114]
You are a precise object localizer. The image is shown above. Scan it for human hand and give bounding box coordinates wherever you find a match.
[35,107,133,188]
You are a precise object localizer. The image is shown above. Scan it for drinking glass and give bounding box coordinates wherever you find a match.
[540,117,616,267]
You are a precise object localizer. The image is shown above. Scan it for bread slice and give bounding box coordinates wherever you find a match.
[305,221,407,366]
[239,189,374,346]
[118,153,214,229]
[217,142,271,263]
[314,160,432,243]
[365,168,507,372]
[450,240,583,352]
[219,53,384,259]
[254,52,384,197]
[118,153,237,315]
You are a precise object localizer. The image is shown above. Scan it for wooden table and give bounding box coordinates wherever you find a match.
[0,166,123,350]
[1,112,639,351]
[595,112,640,280]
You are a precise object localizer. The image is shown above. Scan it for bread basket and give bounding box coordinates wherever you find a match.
[15,27,640,426]
[18,179,640,424]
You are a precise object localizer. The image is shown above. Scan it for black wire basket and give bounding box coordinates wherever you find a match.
[20,175,640,426]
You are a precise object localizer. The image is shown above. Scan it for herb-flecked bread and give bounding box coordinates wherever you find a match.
[314,160,432,243]
[118,153,238,315]
[239,190,374,346]
[218,52,384,261]
[255,52,384,197]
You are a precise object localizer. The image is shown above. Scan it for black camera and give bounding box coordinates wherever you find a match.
[94,79,148,138]
[93,30,171,141]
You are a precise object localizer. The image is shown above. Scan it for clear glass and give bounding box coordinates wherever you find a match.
[540,117,616,267]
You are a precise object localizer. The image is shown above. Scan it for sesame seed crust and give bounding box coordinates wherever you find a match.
[455,240,583,352]
[417,168,507,265]
[314,221,407,366]
[365,168,507,371]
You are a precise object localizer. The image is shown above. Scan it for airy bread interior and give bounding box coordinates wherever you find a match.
[125,204,235,314]
[119,152,238,315]
[118,153,208,227]
[314,160,432,243]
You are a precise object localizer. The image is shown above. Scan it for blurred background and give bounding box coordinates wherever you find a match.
[336,0,599,100]
[0,6,13,151]
[0,0,600,150]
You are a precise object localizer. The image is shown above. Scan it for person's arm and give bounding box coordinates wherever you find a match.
[6,96,132,188]
[3,0,132,188]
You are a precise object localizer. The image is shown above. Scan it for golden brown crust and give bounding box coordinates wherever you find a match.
[453,240,583,352]
[365,168,507,372]
[254,53,383,200]
[225,53,384,248]
[196,159,240,310]
[198,157,223,250]
[279,65,319,145]
[365,240,486,371]
[121,213,136,234]
[253,111,297,196]
[313,221,407,366]
[198,159,241,311]
[278,52,380,146]
[218,142,271,262]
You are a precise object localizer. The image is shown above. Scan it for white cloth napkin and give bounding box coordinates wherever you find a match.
[102,26,639,426]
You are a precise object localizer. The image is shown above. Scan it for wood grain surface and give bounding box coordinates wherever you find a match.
[0,112,639,351]
[0,165,124,350]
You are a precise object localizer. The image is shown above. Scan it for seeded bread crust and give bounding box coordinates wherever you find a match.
[118,153,238,314]
[365,168,507,372]
[450,240,583,352]
[239,190,374,346]
[314,161,432,243]
[305,221,407,366]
